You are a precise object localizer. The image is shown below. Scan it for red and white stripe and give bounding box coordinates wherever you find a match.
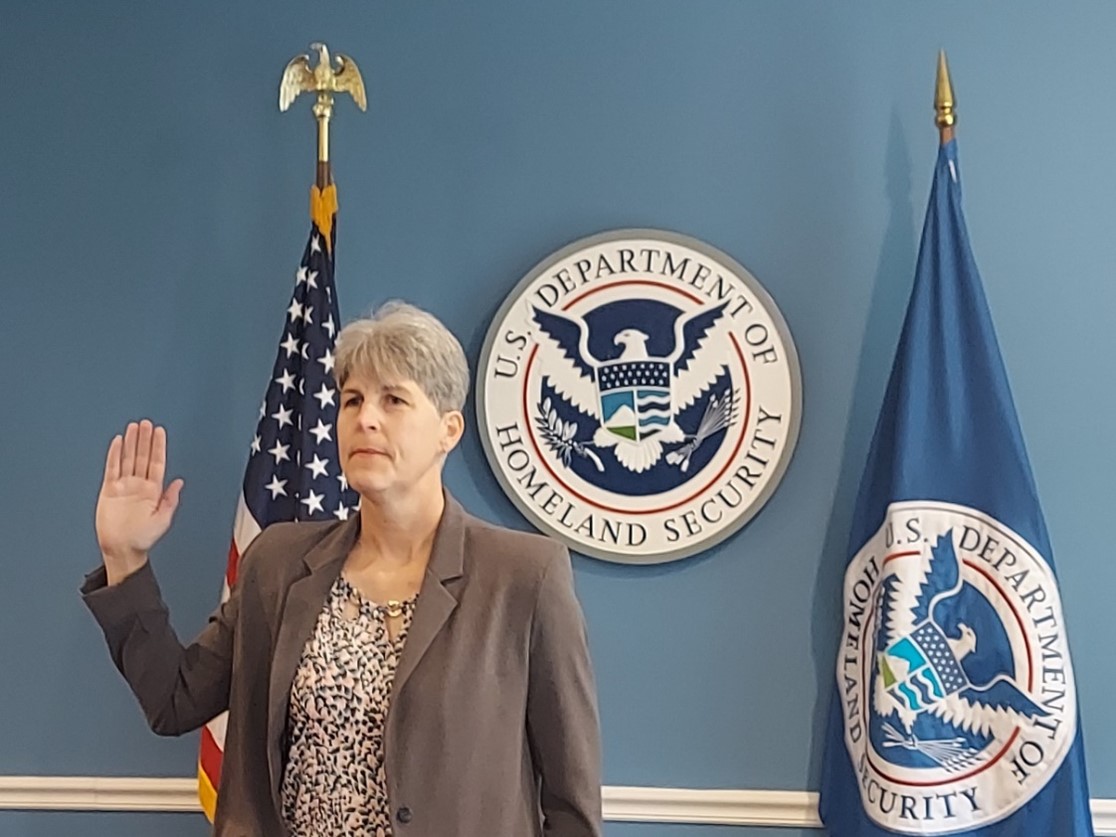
[198,493,262,821]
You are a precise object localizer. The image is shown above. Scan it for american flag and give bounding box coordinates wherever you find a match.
[198,183,359,820]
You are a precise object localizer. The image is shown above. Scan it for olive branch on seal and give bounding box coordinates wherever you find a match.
[535,397,605,472]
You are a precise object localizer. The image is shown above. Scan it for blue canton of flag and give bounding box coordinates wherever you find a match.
[242,196,359,527]
[819,139,1094,837]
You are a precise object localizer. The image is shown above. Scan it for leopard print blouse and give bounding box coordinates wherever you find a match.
[281,574,417,836]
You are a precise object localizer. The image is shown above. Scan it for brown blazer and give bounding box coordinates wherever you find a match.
[81,494,602,836]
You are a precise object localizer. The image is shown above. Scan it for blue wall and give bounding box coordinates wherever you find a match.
[2,1,1114,834]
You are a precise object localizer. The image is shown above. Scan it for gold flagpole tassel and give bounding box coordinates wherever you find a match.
[279,42,368,188]
[935,50,956,145]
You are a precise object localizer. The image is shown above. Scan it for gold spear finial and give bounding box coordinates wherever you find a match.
[935,50,956,145]
[279,42,367,186]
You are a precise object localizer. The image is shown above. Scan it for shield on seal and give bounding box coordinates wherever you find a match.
[596,358,672,442]
[878,621,969,715]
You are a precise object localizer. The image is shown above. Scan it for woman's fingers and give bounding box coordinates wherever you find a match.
[121,422,138,477]
[149,425,167,487]
[160,478,184,518]
[134,420,154,480]
[102,434,122,486]
[109,421,167,483]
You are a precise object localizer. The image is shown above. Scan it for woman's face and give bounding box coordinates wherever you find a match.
[337,370,463,500]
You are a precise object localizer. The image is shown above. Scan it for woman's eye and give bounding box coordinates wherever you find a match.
[344,396,361,407]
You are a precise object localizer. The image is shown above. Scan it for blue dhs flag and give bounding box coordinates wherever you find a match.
[819,139,1093,836]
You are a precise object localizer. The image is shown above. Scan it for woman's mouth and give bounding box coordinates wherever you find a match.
[352,447,388,458]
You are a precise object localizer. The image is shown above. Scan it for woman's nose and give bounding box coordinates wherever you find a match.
[358,401,381,429]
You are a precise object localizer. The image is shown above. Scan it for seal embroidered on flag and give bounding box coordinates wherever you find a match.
[839,501,1077,833]
[476,229,801,564]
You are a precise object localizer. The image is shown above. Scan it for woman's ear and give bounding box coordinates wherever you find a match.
[440,410,465,453]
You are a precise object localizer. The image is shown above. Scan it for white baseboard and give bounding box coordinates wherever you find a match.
[0,777,201,813]
[0,778,1113,832]
[604,786,821,826]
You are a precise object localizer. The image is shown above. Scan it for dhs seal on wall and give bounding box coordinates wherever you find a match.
[476,229,801,564]
[838,501,1077,833]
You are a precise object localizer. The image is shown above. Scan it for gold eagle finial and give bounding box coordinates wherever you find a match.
[279,42,367,173]
[280,43,367,112]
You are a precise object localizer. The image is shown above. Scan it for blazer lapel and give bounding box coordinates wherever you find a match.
[391,494,467,702]
[266,516,360,806]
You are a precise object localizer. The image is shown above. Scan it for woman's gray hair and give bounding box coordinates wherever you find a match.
[334,301,470,414]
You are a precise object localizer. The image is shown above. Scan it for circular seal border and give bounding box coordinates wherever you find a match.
[475,228,803,564]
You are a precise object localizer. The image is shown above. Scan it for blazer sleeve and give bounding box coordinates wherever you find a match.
[526,545,604,837]
[80,551,247,737]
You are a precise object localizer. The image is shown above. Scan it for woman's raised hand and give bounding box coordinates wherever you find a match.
[95,420,184,585]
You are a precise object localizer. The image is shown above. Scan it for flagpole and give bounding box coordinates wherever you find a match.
[197,46,369,823]
[935,49,956,145]
[278,42,368,189]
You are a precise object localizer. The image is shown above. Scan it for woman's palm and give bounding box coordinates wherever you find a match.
[96,421,183,559]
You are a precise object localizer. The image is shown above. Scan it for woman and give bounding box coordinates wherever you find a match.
[83,301,603,836]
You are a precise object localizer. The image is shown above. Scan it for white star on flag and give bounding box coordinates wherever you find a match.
[314,384,336,409]
[310,419,333,444]
[268,440,291,464]
[275,370,297,394]
[272,404,294,429]
[280,333,300,358]
[318,348,335,374]
[305,454,330,479]
[300,490,325,514]
[264,476,288,499]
